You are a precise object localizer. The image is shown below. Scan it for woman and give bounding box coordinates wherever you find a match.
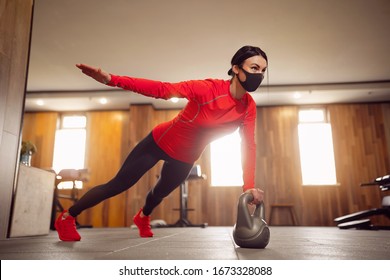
[55,45,267,241]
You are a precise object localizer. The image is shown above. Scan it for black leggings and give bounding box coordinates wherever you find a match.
[69,133,193,217]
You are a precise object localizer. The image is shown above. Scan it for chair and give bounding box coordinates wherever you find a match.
[269,203,299,226]
[50,169,92,229]
[334,174,390,230]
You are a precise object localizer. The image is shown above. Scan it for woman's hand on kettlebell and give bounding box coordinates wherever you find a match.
[246,188,264,204]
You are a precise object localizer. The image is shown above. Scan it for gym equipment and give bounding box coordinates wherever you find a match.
[334,174,390,230]
[155,165,208,228]
[233,192,270,248]
[170,165,208,227]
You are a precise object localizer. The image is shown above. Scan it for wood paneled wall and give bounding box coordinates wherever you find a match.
[21,112,58,169]
[256,104,390,226]
[329,104,389,226]
[23,102,390,227]
[256,106,303,225]
[0,0,33,239]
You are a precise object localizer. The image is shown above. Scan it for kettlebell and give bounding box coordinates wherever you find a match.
[233,192,270,249]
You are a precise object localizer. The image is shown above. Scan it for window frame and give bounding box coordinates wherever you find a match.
[52,114,88,189]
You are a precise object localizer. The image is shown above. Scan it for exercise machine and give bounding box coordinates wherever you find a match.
[334,174,390,230]
[152,165,208,228]
[169,165,208,228]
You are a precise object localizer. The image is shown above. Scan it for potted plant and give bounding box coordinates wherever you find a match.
[20,140,37,166]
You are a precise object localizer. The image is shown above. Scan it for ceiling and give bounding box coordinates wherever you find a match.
[25,0,390,111]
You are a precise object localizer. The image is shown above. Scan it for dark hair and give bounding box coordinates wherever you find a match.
[228,45,268,76]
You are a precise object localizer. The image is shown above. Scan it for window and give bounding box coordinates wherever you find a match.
[52,115,87,189]
[298,108,337,185]
[210,129,243,187]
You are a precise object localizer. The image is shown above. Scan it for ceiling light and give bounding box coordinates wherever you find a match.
[36,99,45,106]
[99,97,108,104]
[170,97,179,103]
[293,92,302,99]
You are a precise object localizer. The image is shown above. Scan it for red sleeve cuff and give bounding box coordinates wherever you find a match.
[242,185,254,192]
[106,74,118,87]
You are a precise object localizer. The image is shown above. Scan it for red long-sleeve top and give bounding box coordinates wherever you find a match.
[108,75,256,191]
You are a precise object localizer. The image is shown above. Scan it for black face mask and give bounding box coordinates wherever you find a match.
[238,68,264,92]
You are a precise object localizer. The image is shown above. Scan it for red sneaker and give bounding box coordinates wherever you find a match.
[133,208,153,238]
[54,210,81,241]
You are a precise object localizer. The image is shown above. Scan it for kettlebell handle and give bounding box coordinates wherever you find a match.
[241,193,266,219]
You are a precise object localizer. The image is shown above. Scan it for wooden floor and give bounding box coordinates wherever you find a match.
[0,226,389,260]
